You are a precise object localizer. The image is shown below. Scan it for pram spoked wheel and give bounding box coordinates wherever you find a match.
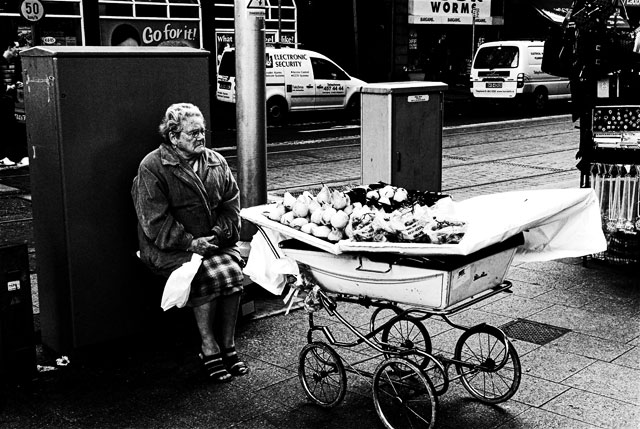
[372,357,437,429]
[454,324,521,404]
[381,315,432,360]
[298,342,347,407]
[380,316,449,395]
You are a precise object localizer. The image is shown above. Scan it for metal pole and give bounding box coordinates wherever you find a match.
[471,5,476,60]
[278,0,282,43]
[352,0,359,76]
[235,0,267,241]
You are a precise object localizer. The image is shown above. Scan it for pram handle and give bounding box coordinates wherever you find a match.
[356,256,392,273]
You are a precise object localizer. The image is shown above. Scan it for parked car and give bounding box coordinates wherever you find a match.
[216,47,366,123]
[470,40,571,110]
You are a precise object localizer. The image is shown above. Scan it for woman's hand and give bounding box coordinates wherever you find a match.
[188,236,219,256]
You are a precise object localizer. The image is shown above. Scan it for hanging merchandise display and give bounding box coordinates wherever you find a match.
[564,0,640,265]
[589,162,640,264]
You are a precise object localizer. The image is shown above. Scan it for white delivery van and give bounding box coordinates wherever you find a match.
[470,40,571,110]
[216,47,366,123]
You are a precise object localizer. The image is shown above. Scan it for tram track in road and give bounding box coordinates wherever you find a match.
[227,133,577,169]
[228,143,579,198]
[1,114,579,231]
[219,114,577,156]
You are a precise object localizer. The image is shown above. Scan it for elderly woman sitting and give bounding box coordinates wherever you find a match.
[132,102,248,382]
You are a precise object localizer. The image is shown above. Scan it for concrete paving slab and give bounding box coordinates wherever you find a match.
[226,358,297,392]
[422,317,455,338]
[547,331,634,362]
[193,387,282,427]
[511,374,570,408]
[508,264,563,286]
[534,288,597,309]
[495,406,600,429]
[612,346,640,370]
[509,261,596,291]
[477,295,555,319]
[431,325,468,354]
[563,360,640,405]
[316,300,377,329]
[528,305,640,343]
[435,383,531,429]
[542,388,640,428]
[577,276,640,300]
[508,277,556,299]
[509,338,543,356]
[252,407,333,429]
[519,344,596,383]
[270,391,379,428]
[230,414,281,429]
[447,308,515,330]
[238,314,309,370]
[578,295,640,320]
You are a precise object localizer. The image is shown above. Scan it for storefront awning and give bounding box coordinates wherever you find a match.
[529,0,637,25]
[528,0,571,24]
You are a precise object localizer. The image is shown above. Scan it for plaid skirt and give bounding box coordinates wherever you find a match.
[187,253,244,307]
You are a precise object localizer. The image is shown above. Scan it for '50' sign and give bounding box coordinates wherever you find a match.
[21,0,45,22]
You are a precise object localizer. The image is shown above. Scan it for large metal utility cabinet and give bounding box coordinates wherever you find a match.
[361,82,447,191]
[21,46,210,355]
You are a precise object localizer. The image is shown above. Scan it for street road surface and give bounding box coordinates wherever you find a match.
[223,114,582,201]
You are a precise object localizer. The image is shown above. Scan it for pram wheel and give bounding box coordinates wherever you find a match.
[423,356,449,396]
[372,357,437,429]
[381,316,432,367]
[454,325,521,404]
[298,342,347,407]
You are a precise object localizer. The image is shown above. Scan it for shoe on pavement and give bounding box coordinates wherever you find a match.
[0,157,16,166]
[17,157,29,167]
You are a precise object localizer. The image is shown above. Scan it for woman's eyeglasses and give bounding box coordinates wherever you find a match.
[182,128,209,139]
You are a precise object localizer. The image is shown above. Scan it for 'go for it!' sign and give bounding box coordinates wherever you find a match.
[409,0,493,25]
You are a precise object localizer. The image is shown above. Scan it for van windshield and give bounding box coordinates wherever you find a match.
[218,50,236,77]
[474,46,519,69]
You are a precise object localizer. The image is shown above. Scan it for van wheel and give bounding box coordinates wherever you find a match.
[346,95,361,119]
[267,98,287,124]
[532,88,548,112]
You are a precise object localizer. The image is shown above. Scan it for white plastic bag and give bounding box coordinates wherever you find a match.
[161,253,203,311]
[243,229,299,295]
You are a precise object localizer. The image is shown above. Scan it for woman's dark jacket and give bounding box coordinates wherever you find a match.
[132,143,241,276]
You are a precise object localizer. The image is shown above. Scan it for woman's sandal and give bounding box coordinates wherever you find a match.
[222,347,249,376]
[200,353,233,383]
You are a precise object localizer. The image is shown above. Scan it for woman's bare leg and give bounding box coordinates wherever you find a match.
[217,292,241,350]
[193,300,219,356]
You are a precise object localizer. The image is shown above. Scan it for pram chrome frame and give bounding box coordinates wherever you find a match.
[254,225,522,429]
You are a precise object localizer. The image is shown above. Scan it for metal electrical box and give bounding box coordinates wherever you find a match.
[361,82,447,191]
[20,46,211,355]
[0,243,36,383]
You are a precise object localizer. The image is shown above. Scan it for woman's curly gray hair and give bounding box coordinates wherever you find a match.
[158,103,205,143]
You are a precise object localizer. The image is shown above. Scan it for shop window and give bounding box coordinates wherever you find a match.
[170,4,199,18]
[42,1,81,16]
[278,7,295,20]
[99,3,134,17]
[136,4,167,17]
[214,0,297,44]
[99,0,200,19]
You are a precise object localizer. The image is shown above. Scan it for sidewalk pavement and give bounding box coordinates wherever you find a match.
[1,117,639,428]
[2,256,638,428]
